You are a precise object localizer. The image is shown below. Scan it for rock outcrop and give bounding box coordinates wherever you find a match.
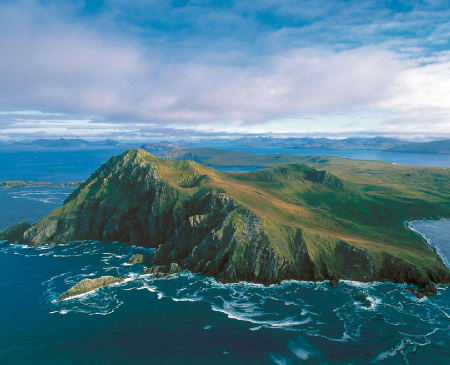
[128,254,150,264]
[142,262,182,278]
[58,276,126,301]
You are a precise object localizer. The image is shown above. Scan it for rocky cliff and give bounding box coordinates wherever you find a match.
[4,149,450,290]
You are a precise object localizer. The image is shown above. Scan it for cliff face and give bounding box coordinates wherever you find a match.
[6,149,450,289]
[19,150,179,247]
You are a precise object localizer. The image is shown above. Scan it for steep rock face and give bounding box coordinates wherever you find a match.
[19,150,179,247]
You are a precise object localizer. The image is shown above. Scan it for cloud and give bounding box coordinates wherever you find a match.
[0,0,450,140]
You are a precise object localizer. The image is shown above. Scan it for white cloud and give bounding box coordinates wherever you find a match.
[0,0,450,139]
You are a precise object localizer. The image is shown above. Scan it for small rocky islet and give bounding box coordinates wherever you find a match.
[58,276,127,301]
[58,261,182,301]
[2,148,450,294]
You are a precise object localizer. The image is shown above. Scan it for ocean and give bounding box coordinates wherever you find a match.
[1,148,450,365]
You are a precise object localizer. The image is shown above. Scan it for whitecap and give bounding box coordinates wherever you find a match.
[288,344,309,360]
[172,297,203,302]
[249,326,262,331]
[372,338,408,363]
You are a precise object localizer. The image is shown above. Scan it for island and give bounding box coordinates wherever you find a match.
[1,181,83,188]
[2,148,450,292]
[58,276,127,301]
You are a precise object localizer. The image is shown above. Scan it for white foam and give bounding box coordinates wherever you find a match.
[372,339,407,362]
[288,345,309,360]
[54,254,82,257]
[249,326,262,331]
[172,297,202,302]
[58,288,99,302]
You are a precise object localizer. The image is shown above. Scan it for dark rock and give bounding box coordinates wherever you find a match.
[354,290,371,307]
[141,262,182,278]
[329,276,340,286]
[409,281,438,299]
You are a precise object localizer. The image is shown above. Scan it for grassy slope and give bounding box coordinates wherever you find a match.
[160,147,450,272]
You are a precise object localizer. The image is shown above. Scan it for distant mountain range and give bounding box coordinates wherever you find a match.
[178,137,450,154]
[140,141,179,151]
[229,136,410,150]
[388,139,450,154]
[1,138,124,149]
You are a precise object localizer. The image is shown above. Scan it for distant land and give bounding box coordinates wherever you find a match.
[229,136,412,150]
[0,181,83,188]
[140,141,179,151]
[145,136,450,154]
[0,138,124,149]
[1,136,450,154]
[2,148,450,293]
[388,139,450,154]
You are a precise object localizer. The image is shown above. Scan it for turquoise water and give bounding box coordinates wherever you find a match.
[1,149,450,364]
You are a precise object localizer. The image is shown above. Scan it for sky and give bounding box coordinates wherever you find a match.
[1,0,450,142]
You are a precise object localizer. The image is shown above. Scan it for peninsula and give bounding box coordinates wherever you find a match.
[2,148,450,291]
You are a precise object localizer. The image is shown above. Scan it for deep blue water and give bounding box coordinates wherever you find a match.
[0,186,74,229]
[0,148,129,183]
[1,148,450,364]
